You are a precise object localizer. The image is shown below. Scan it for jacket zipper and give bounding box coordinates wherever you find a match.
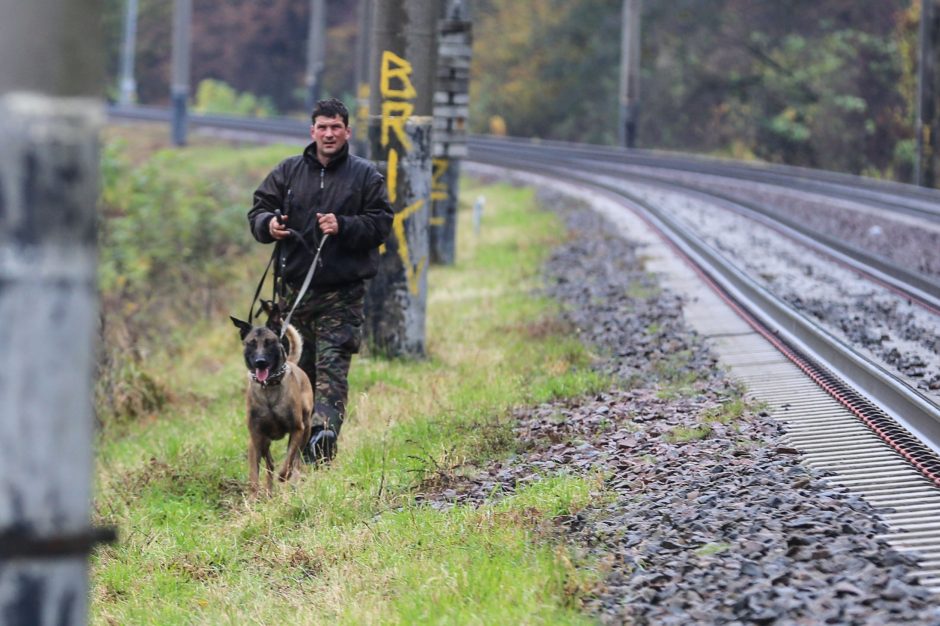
[317,167,326,265]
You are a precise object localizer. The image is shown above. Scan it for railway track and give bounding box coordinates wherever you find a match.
[464,140,940,592]
[108,107,940,590]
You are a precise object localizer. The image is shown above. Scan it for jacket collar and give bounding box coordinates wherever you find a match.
[303,142,349,170]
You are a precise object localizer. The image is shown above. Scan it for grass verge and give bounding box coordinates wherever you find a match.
[92,149,610,625]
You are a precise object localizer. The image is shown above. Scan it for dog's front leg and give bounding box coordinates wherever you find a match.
[262,445,276,494]
[280,426,305,482]
[248,439,261,495]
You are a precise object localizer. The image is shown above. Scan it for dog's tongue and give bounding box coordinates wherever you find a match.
[256,367,270,383]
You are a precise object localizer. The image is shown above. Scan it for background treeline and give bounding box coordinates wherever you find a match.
[103,0,923,180]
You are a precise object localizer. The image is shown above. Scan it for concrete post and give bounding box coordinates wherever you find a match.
[0,1,106,624]
[171,0,192,146]
[618,0,641,148]
[916,0,940,187]
[118,0,138,106]
[353,0,374,156]
[365,0,437,357]
[305,0,327,112]
[430,0,472,266]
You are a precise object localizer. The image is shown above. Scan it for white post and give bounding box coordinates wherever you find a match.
[171,0,192,145]
[118,0,139,106]
[0,1,106,624]
[618,0,641,148]
[305,0,327,111]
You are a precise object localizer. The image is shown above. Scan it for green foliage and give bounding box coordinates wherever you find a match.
[193,79,278,118]
[472,0,922,181]
[95,138,295,423]
[471,0,621,143]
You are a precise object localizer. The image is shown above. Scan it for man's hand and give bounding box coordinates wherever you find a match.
[317,212,339,236]
[269,213,290,240]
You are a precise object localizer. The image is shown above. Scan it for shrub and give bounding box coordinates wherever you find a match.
[193,79,278,118]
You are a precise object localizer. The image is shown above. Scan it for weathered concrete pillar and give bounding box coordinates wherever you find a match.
[916,0,940,187]
[118,0,139,105]
[618,0,641,148]
[430,0,472,266]
[0,1,105,624]
[305,0,327,112]
[353,0,374,156]
[171,0,192,146]
[364,0,437,357]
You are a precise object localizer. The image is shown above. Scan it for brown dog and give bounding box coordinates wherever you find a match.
[231,304,313,495]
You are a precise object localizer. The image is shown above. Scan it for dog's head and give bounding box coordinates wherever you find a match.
[230,307,287,384]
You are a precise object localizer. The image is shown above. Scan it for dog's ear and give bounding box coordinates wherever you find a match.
[261,299,284,325]
[230,316,252,340]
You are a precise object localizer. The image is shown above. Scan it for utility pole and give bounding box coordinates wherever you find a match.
[916,0,940,187]
[171,0,192,146]
[0,0,110,624]
[618,0,641,148]
[430,0,472,265]
[365,0,437,357]
[118,0,138,106]
[305,0,327,112]
[353,0,374,155]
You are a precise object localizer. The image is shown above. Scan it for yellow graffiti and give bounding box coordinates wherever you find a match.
[380,50,418,100]
[381,101,414,150]
[378,49,424,294]
[391,199,427,295]
[430,217,445,226]
[431,158,449,201]
[387,148,399,203]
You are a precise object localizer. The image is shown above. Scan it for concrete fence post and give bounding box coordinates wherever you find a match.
[430,0,472,266]
[0,1,106,623]
[364,0,438,357]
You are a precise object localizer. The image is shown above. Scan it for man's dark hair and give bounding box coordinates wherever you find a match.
[312,98,349,126]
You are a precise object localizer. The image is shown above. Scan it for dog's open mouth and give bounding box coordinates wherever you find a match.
[254,367,270,383]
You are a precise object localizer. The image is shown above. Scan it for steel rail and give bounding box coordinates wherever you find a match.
[469,135,940,222]
[467,148,940,313]
[108,104,308,139]
[471,152,940,465]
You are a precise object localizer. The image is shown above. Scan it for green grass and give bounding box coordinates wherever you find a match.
[663,425,712,443]
[92,157,610,625]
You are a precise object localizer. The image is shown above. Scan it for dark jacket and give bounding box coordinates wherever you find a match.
[248,142,393,290]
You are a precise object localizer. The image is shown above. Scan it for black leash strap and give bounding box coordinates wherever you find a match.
[247,244,278,325]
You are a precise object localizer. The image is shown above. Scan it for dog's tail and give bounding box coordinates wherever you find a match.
[284,324,303,364]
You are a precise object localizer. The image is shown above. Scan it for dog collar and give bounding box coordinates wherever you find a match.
[249,362,289,387]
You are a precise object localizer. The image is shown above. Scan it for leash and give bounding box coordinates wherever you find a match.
[280,233,329,338]
[246,209,328,328]
[247,247,277,325]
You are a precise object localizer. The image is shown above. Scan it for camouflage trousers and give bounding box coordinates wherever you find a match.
[288,281,365,437]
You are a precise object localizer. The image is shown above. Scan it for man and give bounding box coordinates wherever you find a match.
[247,98,393,464]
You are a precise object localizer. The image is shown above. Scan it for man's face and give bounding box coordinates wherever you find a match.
[311,115,351,162]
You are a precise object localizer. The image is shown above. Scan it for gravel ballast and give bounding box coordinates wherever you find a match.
[422,181,940,624]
